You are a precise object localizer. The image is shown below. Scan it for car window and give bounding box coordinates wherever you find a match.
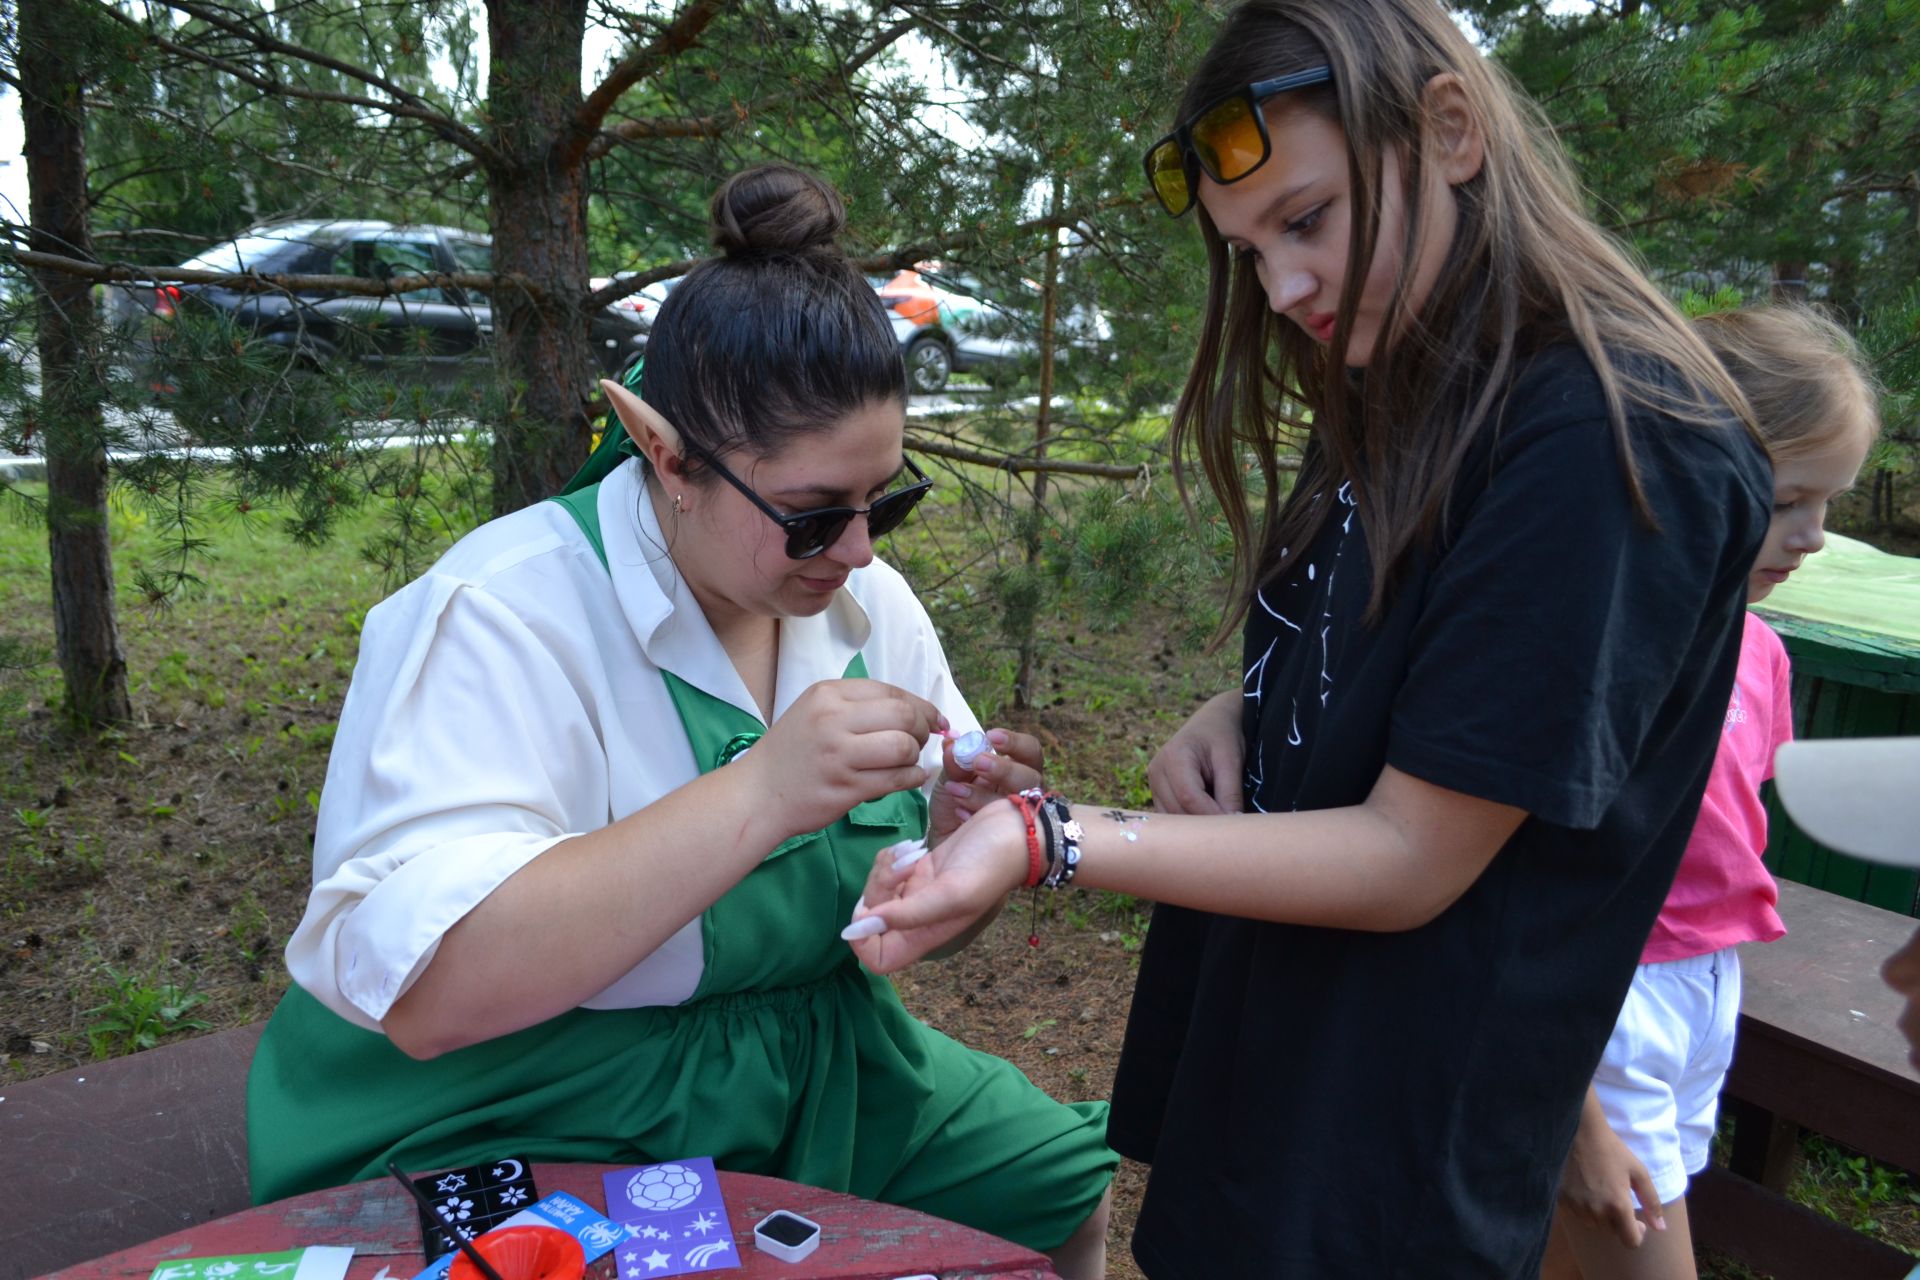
[332,238,447,303]
[179,234,328,275]
[446,238,492,303]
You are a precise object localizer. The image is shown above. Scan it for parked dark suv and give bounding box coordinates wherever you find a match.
[113,220,648,387]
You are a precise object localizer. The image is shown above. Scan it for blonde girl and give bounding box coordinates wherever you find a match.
[1545,305,1881,1280]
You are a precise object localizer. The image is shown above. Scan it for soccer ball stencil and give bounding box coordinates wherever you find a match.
[625,1164,703,1212]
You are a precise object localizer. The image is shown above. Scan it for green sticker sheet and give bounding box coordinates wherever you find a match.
[147,1246,353,1280]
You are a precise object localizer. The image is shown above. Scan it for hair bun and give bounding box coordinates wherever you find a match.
[710,165,847,256]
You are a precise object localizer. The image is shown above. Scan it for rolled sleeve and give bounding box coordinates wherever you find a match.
[284,574,608,1028]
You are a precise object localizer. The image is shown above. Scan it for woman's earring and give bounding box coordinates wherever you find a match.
[673,493,685,516]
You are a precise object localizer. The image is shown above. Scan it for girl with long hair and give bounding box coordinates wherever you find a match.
[842,2,1772,1274]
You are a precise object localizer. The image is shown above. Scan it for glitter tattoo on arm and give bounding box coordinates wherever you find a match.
[1101,809,1148,842]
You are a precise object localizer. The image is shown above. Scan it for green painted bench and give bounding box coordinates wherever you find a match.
[1756,531,1920,916]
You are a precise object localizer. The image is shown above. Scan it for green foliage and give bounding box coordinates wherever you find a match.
[1797,1136,1920,1251]
[0,632,45,725]
[83,964,211,1058]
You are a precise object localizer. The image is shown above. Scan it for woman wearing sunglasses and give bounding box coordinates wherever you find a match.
[845,2,1772,1274]
[247,164,1116,1276]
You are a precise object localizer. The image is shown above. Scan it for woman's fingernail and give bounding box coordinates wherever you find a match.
[892,842,929,870]
[1652,1216,1667,1231]
[988,728,1009,745]
[853,896,867,913]
[955,807,973,822]
[943,781,971,798]
[840,916,887,940]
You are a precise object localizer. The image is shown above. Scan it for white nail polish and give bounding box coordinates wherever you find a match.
[891,839,929,870]
[840,916,888,941]
[952,729,992,768]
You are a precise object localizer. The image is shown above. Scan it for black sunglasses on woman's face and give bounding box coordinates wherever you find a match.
[693,448,933,560]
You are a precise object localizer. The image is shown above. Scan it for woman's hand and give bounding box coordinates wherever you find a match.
[746,678,946,839]
[1557,1086,1664,1247]
[927,728,1044,845]
[846,799,1028,973]
[1148,690,1244,815]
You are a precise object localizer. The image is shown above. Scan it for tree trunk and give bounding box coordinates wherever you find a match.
[21,0,131,727]
[1012,174,1066,712]
[483,0,597,516]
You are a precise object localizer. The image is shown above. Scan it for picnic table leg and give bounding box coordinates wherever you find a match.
[1724,1095,1801,1192]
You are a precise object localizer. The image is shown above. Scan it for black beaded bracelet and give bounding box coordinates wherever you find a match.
[1021,787,1058,883]
[1041,794,1081,889]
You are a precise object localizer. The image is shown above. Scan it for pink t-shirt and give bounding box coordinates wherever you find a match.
[1641,611,1792,963]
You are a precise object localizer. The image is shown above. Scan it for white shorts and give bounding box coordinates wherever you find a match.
[1591,947,1743,1207]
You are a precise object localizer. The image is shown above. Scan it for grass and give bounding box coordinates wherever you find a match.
[83,964,210,1058]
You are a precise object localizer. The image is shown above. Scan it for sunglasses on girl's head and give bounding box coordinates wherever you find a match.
[693,448,933,560]
[1143,65,1334,218]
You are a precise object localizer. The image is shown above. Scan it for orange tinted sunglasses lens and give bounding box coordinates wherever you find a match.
[1191,96,1268,183]
[1147,140,1191,215]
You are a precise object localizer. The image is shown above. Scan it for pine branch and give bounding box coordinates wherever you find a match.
[105,2,496,165]
[891,3,1054,81]
[569,0,735,164]
[906,436,1151,480]
[586,19,917,161]
[12,248,534,302]
[583,259,703,310]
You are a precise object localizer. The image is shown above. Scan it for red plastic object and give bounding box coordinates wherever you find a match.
[448,1225,585,1280]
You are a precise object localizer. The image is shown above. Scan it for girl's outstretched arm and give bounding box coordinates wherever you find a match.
[847,763,1524,974]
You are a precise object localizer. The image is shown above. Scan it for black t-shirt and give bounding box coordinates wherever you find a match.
[1109,344,1770,1278]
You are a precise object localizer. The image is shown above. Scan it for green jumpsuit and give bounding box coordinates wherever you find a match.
[246,477,1116,1251]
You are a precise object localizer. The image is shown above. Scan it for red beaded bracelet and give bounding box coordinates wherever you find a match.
[1009,793,1045,888]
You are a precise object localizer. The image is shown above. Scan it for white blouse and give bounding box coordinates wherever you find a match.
[284,459,980,1032]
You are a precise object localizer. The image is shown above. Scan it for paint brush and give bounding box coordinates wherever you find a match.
[387,1157,510,1280]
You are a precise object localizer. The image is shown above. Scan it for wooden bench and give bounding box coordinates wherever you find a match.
[0,1022,263,1280]
[1691,879,1920,1279]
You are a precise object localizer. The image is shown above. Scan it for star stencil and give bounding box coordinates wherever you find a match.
[434,1174,467,1194]
[643,1250,670,1270]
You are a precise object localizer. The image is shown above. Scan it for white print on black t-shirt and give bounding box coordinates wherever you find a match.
[1256,589,1304,633]
[1245,637,1276,705]
[1243,483,1358,812]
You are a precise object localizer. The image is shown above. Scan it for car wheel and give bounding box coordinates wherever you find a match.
[905,335,951,394]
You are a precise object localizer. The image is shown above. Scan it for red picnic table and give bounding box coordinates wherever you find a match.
[40,1164,1061,1280]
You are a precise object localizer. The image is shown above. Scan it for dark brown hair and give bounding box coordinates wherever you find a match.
[1167,0,1757,631]
[1695,305,1880,461]
[642,164,904,475]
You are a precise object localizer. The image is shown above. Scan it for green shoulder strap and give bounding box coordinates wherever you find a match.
[549,484,608,568]
[549,351,636,567]
[557,353,647,503]
[544,477,864,769]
